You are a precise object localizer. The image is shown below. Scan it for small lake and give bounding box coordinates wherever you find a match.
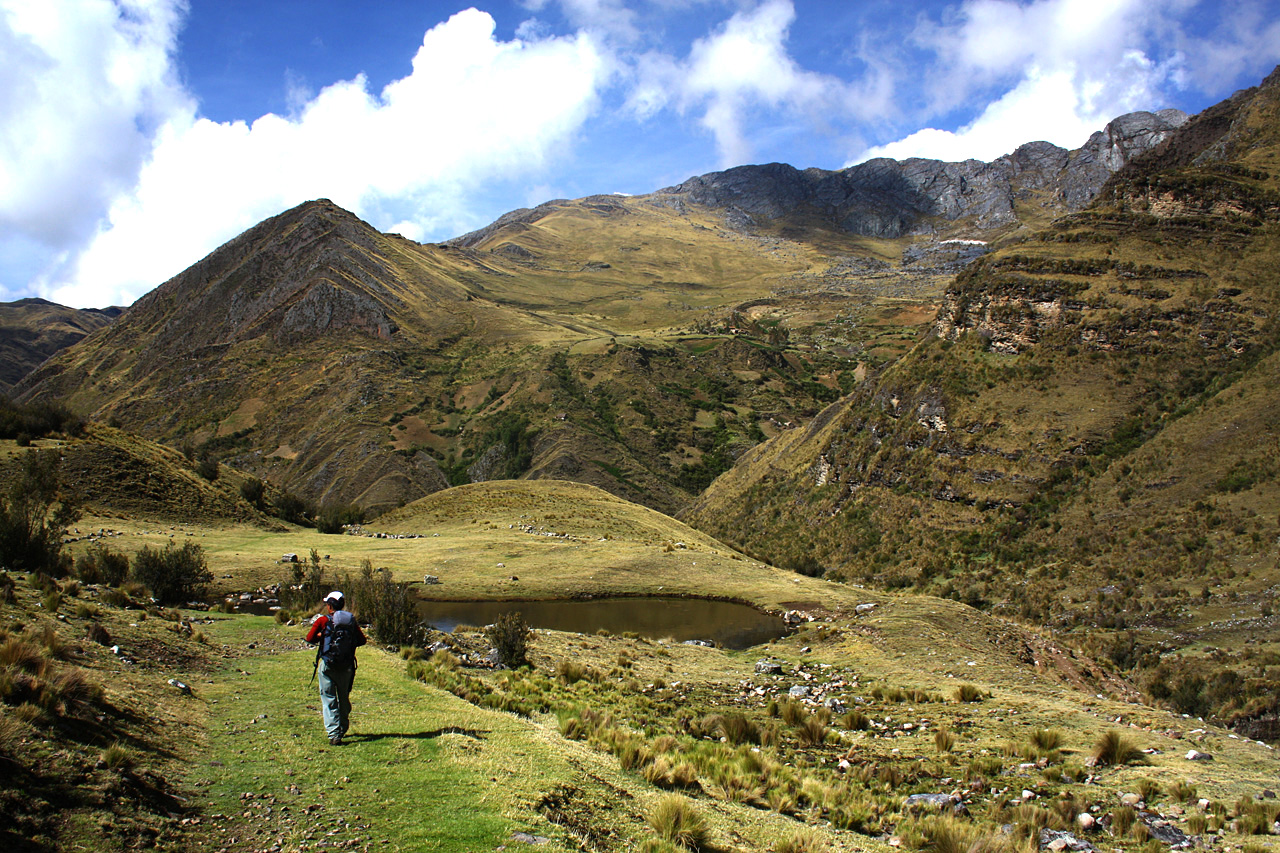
[415,596,788,650]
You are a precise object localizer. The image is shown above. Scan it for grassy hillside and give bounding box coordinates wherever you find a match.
[16,197,947,518]
[684,70,1280,738]
[0,298,118,394]
[4,496,1279,852]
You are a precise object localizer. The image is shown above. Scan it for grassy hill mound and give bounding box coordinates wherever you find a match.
[0,427,277,526]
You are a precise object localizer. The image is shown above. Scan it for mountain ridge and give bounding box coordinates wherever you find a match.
[14,106,1189,517]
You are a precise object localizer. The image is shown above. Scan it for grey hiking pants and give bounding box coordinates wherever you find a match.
[318,658,355,739]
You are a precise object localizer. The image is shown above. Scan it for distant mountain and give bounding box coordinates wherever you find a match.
[652,109,1186,239]
[17,108,1180,516]
[0,298,120,394]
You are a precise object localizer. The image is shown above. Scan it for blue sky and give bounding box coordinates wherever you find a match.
[2,0,1278,308]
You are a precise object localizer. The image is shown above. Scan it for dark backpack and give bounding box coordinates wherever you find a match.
[322,610,361,667]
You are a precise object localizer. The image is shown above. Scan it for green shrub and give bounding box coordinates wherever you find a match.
[131,541,212,605]
[486,611,532,668]
[239,477,266,509]
[316,502,366,535]
[346,561,418,646]
[0,450,79,576]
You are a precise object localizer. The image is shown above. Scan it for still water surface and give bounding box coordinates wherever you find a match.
[416,596,788,650]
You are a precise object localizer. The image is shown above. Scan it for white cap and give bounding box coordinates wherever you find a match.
[324,590,344,604]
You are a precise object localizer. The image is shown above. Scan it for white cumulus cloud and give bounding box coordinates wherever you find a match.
[0,0,189,293]
[30,6,605,308]
[851,0,1197,165]
[634,0,890,167]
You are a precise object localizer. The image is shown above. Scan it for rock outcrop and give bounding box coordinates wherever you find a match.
[658,111,1186,238]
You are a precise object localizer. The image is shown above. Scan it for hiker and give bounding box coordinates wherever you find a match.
[305,591,367,745]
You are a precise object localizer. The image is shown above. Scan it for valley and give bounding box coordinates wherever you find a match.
[0,68,1278,853]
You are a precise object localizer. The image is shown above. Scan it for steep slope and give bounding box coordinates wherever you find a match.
[0,426,277,524]
[684,67,1280,733]
[0,298,120,393]
[18,113,1176,517]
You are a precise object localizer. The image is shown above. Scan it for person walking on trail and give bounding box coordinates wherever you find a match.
[305,591,367,746]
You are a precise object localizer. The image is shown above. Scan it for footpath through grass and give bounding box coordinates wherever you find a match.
[188,616,585,853]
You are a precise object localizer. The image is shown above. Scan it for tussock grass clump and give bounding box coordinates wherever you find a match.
[1111,805,1137,835]
[647,794,709,851]
[1166,780,1196,803]
[0,636,49,674]
[796,715,829,747]
[779,699,806,726]
[0,714,30,756]
[953,683,985,703]
[840,709,870,730]
[1028,728,1062,754]
[716,712,760,745]
[643,756,700,791]
[556,658,603,684]
[100,742,134,772]
[1091,730,1145,766]
[775,827,829,853]
[900,815,992,853]
[934,727,957,754]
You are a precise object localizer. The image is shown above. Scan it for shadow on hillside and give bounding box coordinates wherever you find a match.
[347,726,489,742]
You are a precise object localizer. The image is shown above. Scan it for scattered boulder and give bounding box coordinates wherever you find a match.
[1185,749,1213,761]
[1039,829,1096,852]
[423,574,440,585]
[755,659,784,675]
[1138,813,1192,849]
[789,685,810,699]
[855,603,877,614]
[1076,814,1096,832]
[167,678,192,696]
[904,793,955,812]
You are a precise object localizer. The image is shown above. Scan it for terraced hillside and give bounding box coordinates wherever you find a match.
[685,69,1280,737]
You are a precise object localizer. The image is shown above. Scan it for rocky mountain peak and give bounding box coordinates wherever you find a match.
[657,110,1186,239]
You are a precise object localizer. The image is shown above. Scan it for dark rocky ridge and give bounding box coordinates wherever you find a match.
[657,110,1187,238]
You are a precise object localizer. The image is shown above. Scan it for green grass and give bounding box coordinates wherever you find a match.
[191,617,527,850]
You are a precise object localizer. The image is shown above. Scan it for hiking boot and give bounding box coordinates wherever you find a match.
[329,735,343,746]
